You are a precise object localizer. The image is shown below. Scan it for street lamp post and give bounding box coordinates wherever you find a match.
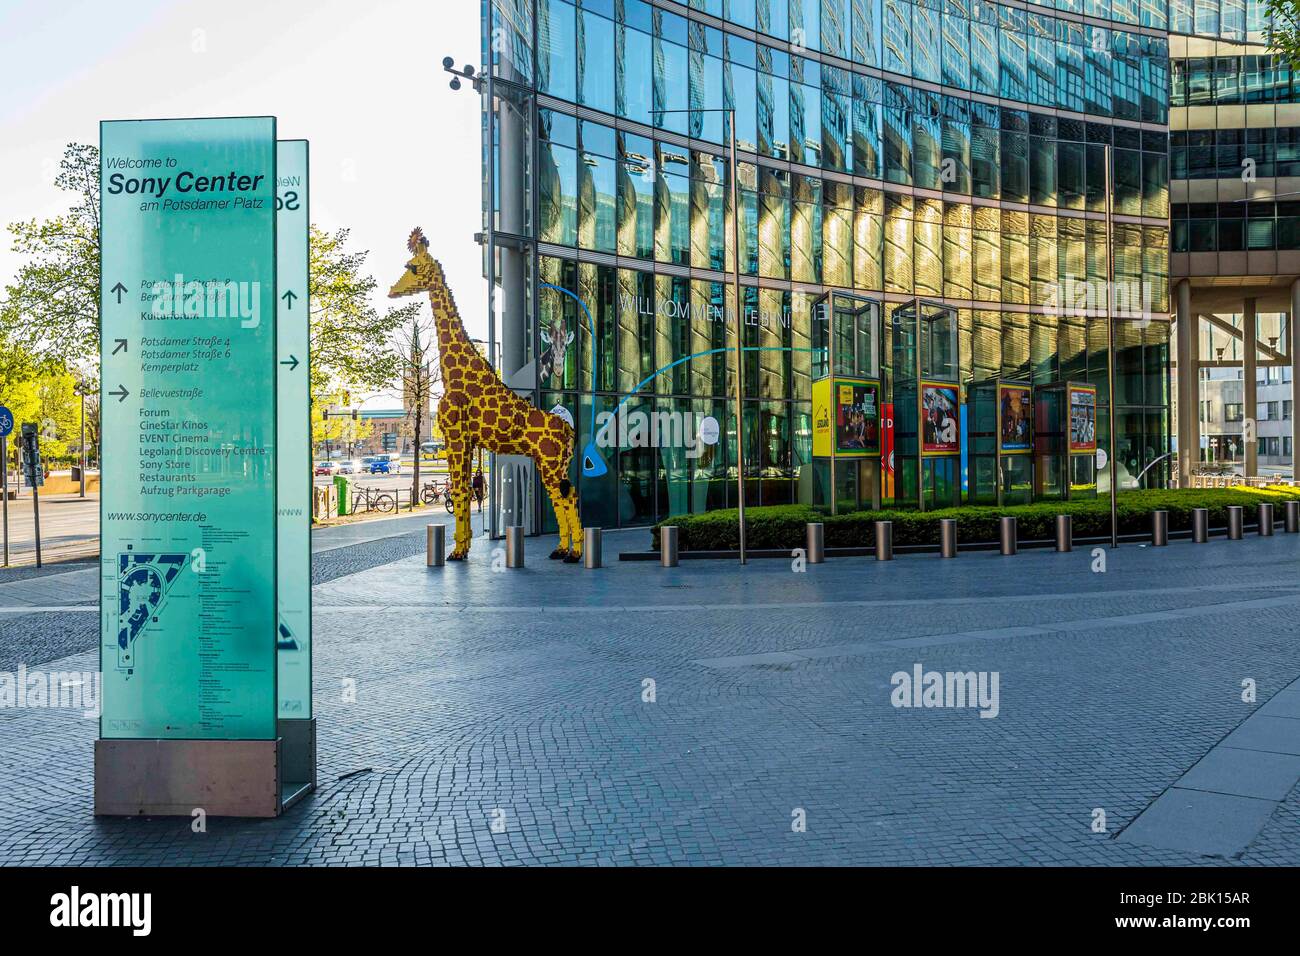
[75,382,86,499]
[443,53,501,539]
[655,107,747,564]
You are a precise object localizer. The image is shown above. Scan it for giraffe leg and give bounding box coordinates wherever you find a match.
[564,483,584,563]
[560,480,582,563]
[446,442,473,560]
[547,481,571,559]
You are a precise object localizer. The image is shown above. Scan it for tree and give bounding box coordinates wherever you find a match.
[2,144,100,364]
[81,387,101,467]
[34,371,83,463]
[1269,2,1300,66]
[391,309,441,504]
[0,332,53,467]
[308,225,414,408]
[311,385,374,458]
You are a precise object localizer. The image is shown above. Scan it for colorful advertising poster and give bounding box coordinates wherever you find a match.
[1069,385,1098,451]
[276,140,311,720]
[921,382,960,455]
[882,402,895,499]
[99,117,278,740]
[999,384,1032,453]
[811,378,832,458]
[835,380,879,455]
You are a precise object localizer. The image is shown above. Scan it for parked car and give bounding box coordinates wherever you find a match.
[338,459,363,475]
[314,461,337,476]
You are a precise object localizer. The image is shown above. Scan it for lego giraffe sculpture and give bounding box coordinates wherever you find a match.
[389,227,583,562]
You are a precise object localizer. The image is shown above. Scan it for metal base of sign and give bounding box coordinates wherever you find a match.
[278,716,317,811]
[95,718,316,818]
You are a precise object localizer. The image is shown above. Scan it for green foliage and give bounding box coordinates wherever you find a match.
[2,143,101,363]
[0,361,84,466]
[308,225,415,403]
[652,488,1300,551]
[311,385,373,449]
[1268,0,1300,68]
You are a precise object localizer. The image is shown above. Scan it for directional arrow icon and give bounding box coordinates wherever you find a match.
[279,354,300,371]
[109,385,129,403]
[281,289,297,309]
[109,281,128,304]
[112,339,128,355]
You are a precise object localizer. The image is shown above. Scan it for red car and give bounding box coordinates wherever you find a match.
[314,461,338,476]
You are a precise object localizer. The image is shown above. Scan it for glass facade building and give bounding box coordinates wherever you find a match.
[484,0,1177,530]
[1166,3,1300,483]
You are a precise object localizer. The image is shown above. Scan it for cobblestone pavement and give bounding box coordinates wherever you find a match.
[2,527,1300,866]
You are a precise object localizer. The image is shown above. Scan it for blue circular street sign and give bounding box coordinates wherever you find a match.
[0,405,13,438]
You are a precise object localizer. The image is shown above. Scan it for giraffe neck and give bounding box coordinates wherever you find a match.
[427,282,473,378]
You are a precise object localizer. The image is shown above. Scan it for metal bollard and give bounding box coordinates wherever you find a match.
[875,520,894,561]
[999,516,1017,556]
[1151,510,1168,547]
[1259,503,1274,537]
[806,522,825,563]
[1287,500,1300,533]
[427,524,445,567]
[1055,514,1072,552]
[1227,506,1243,540]
[1192,508,1209,543]
[506,525,525,567]
[584,527,603,568]
[660,525,679,567]
[939,518,958,558]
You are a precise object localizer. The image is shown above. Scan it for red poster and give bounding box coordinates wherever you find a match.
[882,402,895,499]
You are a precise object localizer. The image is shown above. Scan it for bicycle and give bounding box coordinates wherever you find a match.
[418,478,457,514]
[352,485,396,514]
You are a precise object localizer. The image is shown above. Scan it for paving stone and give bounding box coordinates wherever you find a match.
[1259,688,1300,720]
[1117,789,1279,858]
[2,530,1300,864]
[1221,715,1300,756]
[1176,746,1300,801]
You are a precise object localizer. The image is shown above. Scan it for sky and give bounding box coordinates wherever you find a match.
[0,0,485,408]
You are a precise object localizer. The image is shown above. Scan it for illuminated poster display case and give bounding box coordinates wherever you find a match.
[892,299,960,511]
[808,292,881,514]
[968,379,1034,506]
[1033,381,1099,500]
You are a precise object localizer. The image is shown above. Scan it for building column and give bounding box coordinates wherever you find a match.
[498,96,528,385]
[1244,297,1258,477]
[1175,279,1195,486]
[1292,280,1300,480]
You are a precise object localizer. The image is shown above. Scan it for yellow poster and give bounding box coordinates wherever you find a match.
[812,378,832,457]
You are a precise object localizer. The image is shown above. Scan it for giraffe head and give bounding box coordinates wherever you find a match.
[389,227,444,298]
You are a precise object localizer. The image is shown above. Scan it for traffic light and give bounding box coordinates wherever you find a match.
[20,422,43,487]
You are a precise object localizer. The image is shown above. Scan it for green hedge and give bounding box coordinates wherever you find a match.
[650,487,1300,551]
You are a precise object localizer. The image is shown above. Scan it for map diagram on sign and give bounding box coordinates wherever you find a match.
[116,552,188,675]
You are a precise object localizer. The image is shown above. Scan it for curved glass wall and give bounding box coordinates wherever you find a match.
[488,0,1174,527]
